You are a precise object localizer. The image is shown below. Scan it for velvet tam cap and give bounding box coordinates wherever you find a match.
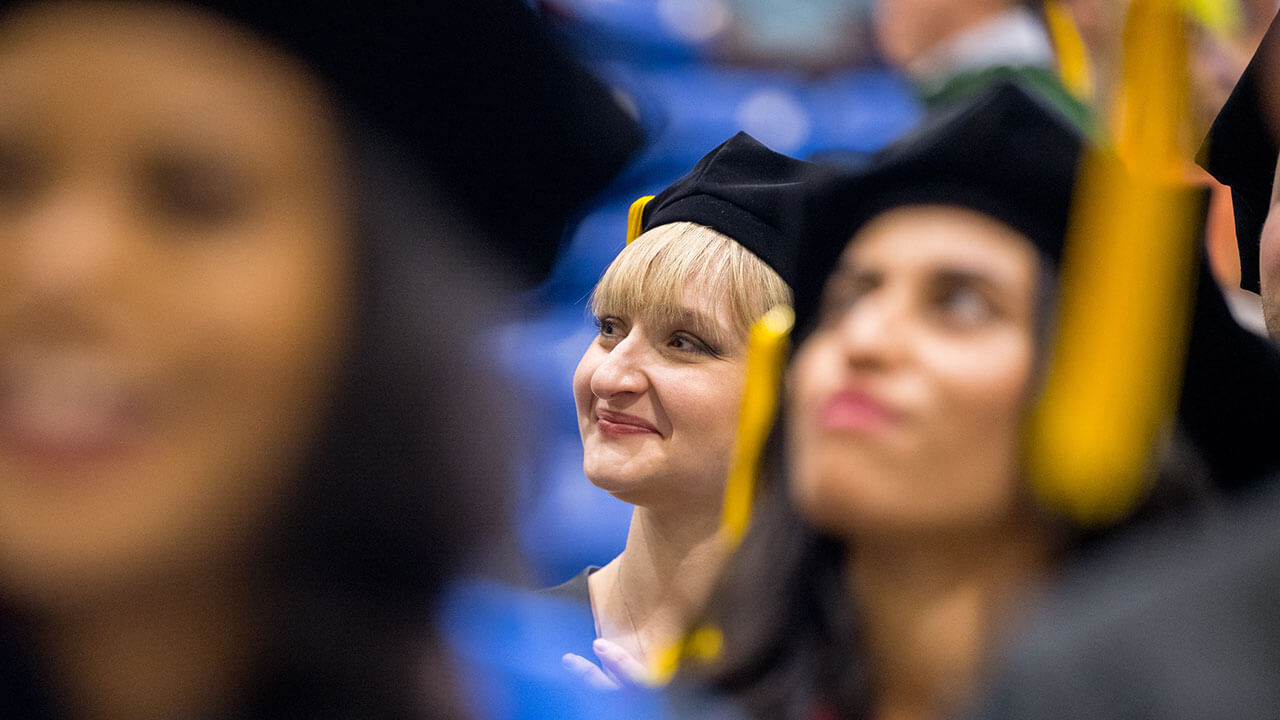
[791,80,1083,339]
[641,132,813,289]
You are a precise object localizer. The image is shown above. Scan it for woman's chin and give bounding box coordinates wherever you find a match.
[584,468,649,501]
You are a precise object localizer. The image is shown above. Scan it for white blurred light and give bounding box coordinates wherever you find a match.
[657,0,731,43]
[735,88,812,153]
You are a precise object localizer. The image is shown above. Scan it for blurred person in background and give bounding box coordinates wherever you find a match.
[675,82,1278,720]
[872,0,1090,127]
[547,133,804,689]
[0,1,643,718]
[1064,0,1278,139]
[1187,0,1279,141]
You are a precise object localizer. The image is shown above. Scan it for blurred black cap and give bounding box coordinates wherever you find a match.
[1197,9,1280,293]
[642,132,812,288]
[36,0,645,286]
[792,81,1082,339]
[793,80,1280,494]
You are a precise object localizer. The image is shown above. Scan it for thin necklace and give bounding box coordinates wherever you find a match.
[615,568,648,661]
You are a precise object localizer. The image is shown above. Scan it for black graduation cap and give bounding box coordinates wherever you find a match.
[1197,9,1280,293]
[792,81,1082,337]
[12,0,642,286]
[639,132,813,289]
[792,80,1280,495]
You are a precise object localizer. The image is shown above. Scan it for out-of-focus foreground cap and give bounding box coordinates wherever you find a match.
[1198,8,1280,294]
[0,0,644,285]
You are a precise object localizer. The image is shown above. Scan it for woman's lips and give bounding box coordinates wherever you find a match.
[0,353,149,471]
[818,390,900,431]
[595,408,659,438]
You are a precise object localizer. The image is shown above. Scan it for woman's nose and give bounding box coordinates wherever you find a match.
[835,294,905,368]
[8,181,133,302]
[589,334,651,399]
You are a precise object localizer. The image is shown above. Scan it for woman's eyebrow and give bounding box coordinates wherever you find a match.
[930,267,1017,293]
[834,262,880,284]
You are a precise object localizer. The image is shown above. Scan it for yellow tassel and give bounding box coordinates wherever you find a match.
[1180,0,1241,36]
[648,304,793,684]
[1027,0,1201,525]
[625,195,655,245]
[720,304,795,544]
[1044,0,1095,101]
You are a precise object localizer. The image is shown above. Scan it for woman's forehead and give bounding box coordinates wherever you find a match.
[840,206,1039,276]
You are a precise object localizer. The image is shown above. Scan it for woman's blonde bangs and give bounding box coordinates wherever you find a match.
[590,221,791,341]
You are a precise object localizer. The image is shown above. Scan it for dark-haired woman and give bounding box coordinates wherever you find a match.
[678,82,1275,720]
[0,2,566,718]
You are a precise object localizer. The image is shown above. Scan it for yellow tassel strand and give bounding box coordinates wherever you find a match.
[1180,0,1241,36]
[649,304,794,684]
[625,195,655,245]
[1027,0,1201,525]
[1044,0,1095,101]
[720,304,795,544]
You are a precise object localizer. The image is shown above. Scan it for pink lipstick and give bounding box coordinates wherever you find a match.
[596,408,660,438]
[818,391,899,431]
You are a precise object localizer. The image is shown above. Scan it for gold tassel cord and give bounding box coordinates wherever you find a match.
[719,304,796,545]
[1180,0,1241,36]
[626,195,655,245]
[1027,0,1201,525]
[1044,0,1095,101]
[649,304,794,685]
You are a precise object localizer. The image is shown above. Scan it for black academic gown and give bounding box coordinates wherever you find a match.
[969,480,1280,720]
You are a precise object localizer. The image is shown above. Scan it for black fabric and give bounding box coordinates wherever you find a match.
[790,80,1280,494]
[538,566,599,663]
[0,621,52,720]
[1178,257,1280,492]
[52,0,644,287]
[969,480,1280,720]
[642,132,812,288]
[1197,7,1280,293]
[540,566,597,607]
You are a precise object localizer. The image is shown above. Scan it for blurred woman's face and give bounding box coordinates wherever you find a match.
[0,3,353,605]
[788,206,1039,541]
[573,283,747,511]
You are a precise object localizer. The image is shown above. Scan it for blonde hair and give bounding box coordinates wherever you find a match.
[591,221,792,342]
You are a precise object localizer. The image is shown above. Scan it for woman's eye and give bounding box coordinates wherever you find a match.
[594,316,623,340]
[934,285,994,327]
[145,156,252,228]
[0,142,41,208]
[668,333,712,356]
[818,274,874,327]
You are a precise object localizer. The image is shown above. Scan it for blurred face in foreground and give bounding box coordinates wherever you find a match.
[0,1,353,606]
[788,205,1040,542]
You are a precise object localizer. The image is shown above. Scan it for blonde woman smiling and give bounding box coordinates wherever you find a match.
[547,133,806,688]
